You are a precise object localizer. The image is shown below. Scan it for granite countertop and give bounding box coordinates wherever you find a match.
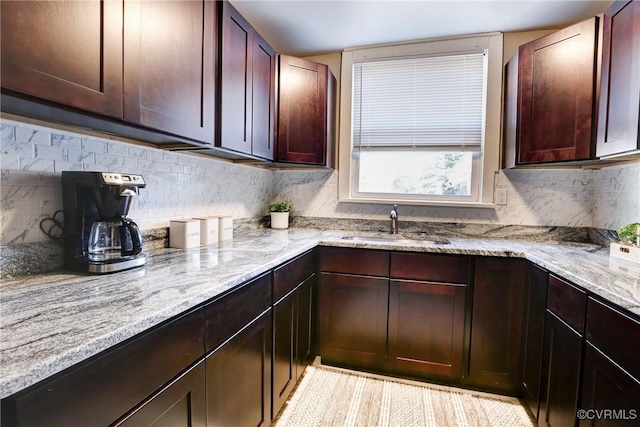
[1,228,639,400]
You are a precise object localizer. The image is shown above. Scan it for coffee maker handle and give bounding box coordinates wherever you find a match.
[121,218,143,257]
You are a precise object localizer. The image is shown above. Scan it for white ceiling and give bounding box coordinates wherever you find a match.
[230,0,613,56]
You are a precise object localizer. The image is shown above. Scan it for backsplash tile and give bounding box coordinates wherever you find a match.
[271,169,594,227]
[0,118,273,247]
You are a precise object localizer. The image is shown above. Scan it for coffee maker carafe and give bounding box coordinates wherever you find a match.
[62,172,146,273]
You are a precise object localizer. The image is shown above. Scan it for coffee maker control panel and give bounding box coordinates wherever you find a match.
[101,173,146,186]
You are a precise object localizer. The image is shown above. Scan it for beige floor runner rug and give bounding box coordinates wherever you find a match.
[275,366,535,427]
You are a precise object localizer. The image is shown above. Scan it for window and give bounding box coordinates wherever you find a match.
[338,34,504,206]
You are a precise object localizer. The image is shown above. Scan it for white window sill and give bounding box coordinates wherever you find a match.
[338,197,498,209]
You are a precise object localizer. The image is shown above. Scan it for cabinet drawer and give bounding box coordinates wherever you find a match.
[2,307,204,427]
[273,249,315,302]
[547,275,587,333]
[586,297,640,380]
[319,247,389,277]
[204,272,271,353]
[390,253,470,283]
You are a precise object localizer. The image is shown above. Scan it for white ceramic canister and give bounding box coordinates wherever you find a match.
[219,216,233,241]
[194,217,219,245]
[169,219,200,248]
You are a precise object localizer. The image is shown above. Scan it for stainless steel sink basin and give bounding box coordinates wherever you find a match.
[341,234,450,245]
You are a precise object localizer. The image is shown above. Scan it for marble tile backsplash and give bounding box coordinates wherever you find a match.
[272,169,590,226]
[2,117,639,249]
[1,118,273,246]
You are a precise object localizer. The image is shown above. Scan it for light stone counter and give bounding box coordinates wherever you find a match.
[1,228,639,400]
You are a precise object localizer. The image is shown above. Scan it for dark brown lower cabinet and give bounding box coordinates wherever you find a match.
[297,276,314,369]
[206,309,272,427]
[539,311,583,427]
[318,272,389,371]
[468,257,526,393]
[273,289,298,416]
[116,361,206,427]
[521,263,549,421]
[388,279,466,378]
[579,343,640,427]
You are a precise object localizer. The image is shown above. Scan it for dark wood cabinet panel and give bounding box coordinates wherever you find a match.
[115,361,206,427]
[539,311,583,427]
[206,309,272,427]
[218,1,253,155]
[468,257,526,393]
[273,289,298,418]
[579,343,640,427]
[319,247,390,277]
[504,17,599,167]
[123,0,215,143]
[586,297,640,380]
[319,273,389,370]
[277,55,335,166]
[596,0,640,157]
[251,32,276,160]
[205,272,271,353]
[388,280,467,378]
[217,1,275,160]
[548,274,587,334]
[521,263,549,421]
[1,307,204,427]
[390,252,470,283]
[297,275,315,370]
[273,249,315,302]
[0,1,123,118]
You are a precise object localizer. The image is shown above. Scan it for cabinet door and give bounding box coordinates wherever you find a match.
[297,275,315,371]
[388,280,467,378]
[579,343,640,427]
[0,1,123,118]
[539,311,583,427]
[596,0,640,157]
[517,17,598,163]
[521,263,549,421]
[273,289,298,418]
[124,0,215,143]
[318,273,389,370]
[218,1,253,155]
[277,55,329,165]
[251,32,276,160]
[468,257,527,393]
[115,361,206,427]
[206,309,272,427]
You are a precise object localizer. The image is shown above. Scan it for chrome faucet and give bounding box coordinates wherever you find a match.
[390,204,399,234]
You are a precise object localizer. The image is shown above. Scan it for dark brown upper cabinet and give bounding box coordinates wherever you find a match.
[0,1,123,118]
[123,0,216,144]
[596,0,640,158]
[276,55,336,167]
[504,17,600,167]
[217,1,276,160]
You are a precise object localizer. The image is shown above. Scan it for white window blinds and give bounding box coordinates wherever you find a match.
[352,52,486,150]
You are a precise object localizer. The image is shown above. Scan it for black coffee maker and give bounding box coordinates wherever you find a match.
[62,171,146,273]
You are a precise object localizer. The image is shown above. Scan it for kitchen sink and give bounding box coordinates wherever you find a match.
[340,234,450,245]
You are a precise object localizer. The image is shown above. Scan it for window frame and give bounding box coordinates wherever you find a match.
[338,33,504,207]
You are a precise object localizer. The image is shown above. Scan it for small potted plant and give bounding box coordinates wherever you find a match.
[267,201,293,229]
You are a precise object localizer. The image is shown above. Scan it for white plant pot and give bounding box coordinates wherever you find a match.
[270,212,290,229]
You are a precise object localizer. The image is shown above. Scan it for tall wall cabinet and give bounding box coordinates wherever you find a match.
[596,0,640,158]
[276,55,336,167]
[503,17,600,167]
[217,1,276,160]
